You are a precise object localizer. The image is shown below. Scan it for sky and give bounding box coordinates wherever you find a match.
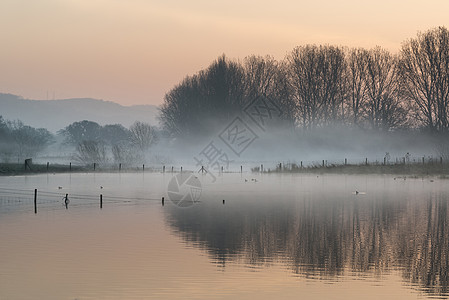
[1,0,448,106]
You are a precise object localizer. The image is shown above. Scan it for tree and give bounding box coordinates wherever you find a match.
[364,47,407,130]
[5,120,54,159]
[243,55,297,128]
[399,26,449,131]
[59,120,102,145]
[74,140,107,164]
[346,48,369,126]
[129,121,157,152]
[160,55,246,137]
[100,124,131,146]
[287,45,346,129]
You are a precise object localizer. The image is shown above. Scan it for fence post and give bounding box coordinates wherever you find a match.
[34,189,37,214]
[100,194,103,209]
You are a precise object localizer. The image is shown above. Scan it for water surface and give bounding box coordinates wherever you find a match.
[0,172,447,299]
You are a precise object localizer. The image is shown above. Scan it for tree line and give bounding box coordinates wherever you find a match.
[0,116,157,165]
[160,26,449,136]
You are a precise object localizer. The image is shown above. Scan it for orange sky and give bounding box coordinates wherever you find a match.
[1,0,448,106]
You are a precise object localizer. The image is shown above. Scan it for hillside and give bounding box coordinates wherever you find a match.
[0,93,159,133]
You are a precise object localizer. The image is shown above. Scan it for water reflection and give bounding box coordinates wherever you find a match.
[165,178,449,298]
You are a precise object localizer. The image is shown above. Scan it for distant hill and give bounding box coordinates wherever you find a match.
[0,93,160,133]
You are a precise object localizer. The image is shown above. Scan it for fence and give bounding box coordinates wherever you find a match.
[0,187,164,214]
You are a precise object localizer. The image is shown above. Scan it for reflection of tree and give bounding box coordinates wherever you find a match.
[165,193,449,297]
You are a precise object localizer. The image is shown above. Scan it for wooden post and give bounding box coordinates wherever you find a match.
[46,162,49,172]
[64,193,69,209]
[222,199,225,205]
[221,166,224,173]
[365,158,368,165]
[240,165,242,173]
[100,194,103,209]
[162,197,165,206]
[261,164,263,173]
[322,160,325,167]
[403,157,406,164]
[119,163,121,172]
[143,164,145,172]
[163,165,165,173]
[171,166,173,173]
[300,161,303,168]
[441,157,443,164]
[69,162,72,172]
[345,158,347,165]
[383,157,386,165]
[181,166,183,173]
[93,163,96,171]
[34,189,37,214]
[423,156,425,164]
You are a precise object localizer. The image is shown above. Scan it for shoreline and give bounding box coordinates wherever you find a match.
[1,162,449,177]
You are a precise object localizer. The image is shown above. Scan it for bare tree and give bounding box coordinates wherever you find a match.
[287,45,346,129]
[364,47,407,130]
[243,55,296,127]
[399,26,449,131]
[129,121,157,152]
[74,140,107,164]
[346,48,369,126]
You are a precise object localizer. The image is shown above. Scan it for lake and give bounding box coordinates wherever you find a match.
[0,172,448,299]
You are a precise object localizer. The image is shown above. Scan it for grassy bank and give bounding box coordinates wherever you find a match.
[262,162,449,177]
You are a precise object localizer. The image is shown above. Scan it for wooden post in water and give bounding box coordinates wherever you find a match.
[345,158,347,165]
[93,163,96,171]
[240,165,242,173]
[143,164,145,172]
[100,194,103,209]
[171,166,174,173]
[69,162,72,172]
[383,157,386,165]
[162,197,165,206]
[163,165,165,173]
[322,160,325,168]
[441,157,443,164]
[221,166,224,173]
[181,166,183,173]
[34,189,37,214]
[261,164,263,173]
[46,162,49,172]
[119,163,121,172]
[365,158,368,165]
[300,161,303,168]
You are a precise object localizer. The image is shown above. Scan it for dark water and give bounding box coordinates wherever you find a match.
[0,173,448,299]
